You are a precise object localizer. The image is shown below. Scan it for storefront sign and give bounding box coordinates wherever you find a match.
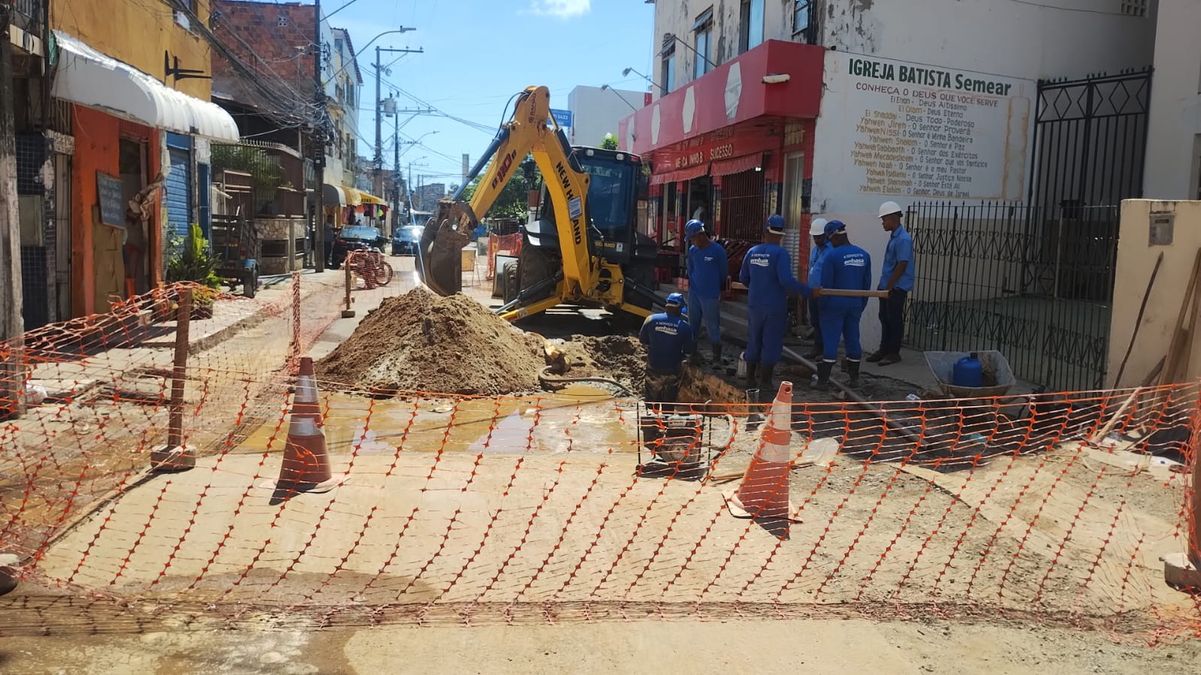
[550,108,573,128]
[829,53,1033,200]
[619,40,823,156]
[651,123,778,175]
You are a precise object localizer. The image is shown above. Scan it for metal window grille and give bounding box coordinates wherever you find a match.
[719,169,765,242]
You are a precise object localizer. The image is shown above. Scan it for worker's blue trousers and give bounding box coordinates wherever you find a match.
[820,306,864,363]
[688,292,722,346]
[746,309,787,366]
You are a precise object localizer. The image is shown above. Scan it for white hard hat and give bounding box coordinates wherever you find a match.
[879,201,903,218]
[809,218,828,235]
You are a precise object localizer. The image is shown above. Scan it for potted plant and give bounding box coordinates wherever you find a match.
[166,224,221,320]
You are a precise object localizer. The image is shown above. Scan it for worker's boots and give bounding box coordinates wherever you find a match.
[847,360,861,388]
[812,361,834,390]
[746,363,774,429]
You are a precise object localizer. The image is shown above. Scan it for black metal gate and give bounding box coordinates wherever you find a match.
[904,70,1152,392]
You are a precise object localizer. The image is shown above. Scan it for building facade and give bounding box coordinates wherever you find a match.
[328,27,362,190]
[1143,0,1201,200]
[621,0,1159,349]
[48,0,238,319]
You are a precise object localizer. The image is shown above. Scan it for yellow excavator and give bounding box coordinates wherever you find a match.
[416,86,663,322]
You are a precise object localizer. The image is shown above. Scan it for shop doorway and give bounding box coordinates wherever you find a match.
[119,137,150,295]
[686,177,712,228]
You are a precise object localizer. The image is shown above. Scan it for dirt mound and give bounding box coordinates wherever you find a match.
[316,289,546,395]
[547,335,647,392]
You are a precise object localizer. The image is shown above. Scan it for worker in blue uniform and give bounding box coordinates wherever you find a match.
[804,217,830,360]
[639,292,695,403]
[738,214,812,406]
[868,201,914,366]
[816,220,873,389]
[684,219,728,364]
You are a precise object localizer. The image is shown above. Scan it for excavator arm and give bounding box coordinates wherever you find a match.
[417,86,594,303]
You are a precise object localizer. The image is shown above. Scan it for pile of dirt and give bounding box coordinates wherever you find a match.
[546,335,647,393]
[316,289,546,395]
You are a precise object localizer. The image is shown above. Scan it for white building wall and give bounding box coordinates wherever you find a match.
[809,0,1156,348]
[650,0,1158,350]
[567,86,646,147]
[1143,0,1201,200]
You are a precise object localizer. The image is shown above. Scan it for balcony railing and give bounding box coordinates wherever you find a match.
[10,0,45,35]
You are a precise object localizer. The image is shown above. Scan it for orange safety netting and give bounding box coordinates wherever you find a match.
[0,274,1198,638]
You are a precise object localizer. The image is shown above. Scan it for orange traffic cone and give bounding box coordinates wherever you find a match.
[270,357,346,501]
[725,381,798,531]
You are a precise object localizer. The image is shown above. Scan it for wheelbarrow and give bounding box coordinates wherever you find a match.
[923,350,1015,398]
[922,351,1019,456]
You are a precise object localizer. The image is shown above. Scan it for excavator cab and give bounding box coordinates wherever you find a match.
[518,148,658,307]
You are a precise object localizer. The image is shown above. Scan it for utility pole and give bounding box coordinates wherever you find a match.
[313,0,325,272]
[373,44,422,197]
[407,161,416,225]
[0,5,25,418]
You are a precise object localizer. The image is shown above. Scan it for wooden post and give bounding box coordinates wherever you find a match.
[167,289,190,448]
[342,257,355,318]
[152,287,195,471]
[0,7,25,420]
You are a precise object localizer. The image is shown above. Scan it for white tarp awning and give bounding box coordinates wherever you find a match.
[51,31,240,142]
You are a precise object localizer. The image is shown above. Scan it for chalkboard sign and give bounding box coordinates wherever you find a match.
[96,171,125,228]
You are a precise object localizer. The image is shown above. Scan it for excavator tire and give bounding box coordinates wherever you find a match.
[502,261,520,305]
[518,243,558,303]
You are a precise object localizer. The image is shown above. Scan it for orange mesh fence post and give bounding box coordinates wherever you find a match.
[150,287,196,472]
[342,260,356,318]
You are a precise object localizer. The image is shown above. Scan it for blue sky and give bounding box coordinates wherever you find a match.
[326,0,655,187]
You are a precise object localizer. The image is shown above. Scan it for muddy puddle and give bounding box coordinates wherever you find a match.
[238,385,639,456]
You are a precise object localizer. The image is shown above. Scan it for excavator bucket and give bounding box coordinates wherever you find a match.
[416,199,477,296]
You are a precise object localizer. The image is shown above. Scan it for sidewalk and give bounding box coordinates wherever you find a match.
[27,269,347,399]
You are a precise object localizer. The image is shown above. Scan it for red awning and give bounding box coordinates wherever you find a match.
[650,163,709,186]
[711,153,764,177]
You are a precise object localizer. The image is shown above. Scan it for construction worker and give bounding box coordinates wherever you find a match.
[804,217,830,360]
[868,201,914,366]
[739,214,811,404]
[639,292,695,403]
[684,219,728,364]
[816,220,872,389]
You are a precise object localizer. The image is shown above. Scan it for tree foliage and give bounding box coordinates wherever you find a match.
[460,155,538,220]
[601,134,619,151]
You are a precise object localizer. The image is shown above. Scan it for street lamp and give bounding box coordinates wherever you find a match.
[600,84,640,115]
[622,66,664,94]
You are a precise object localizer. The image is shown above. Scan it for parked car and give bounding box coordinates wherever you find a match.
[391,225,425,255]
[332,225,387,268]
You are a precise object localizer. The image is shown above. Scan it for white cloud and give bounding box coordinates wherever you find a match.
[528,0,591,19]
